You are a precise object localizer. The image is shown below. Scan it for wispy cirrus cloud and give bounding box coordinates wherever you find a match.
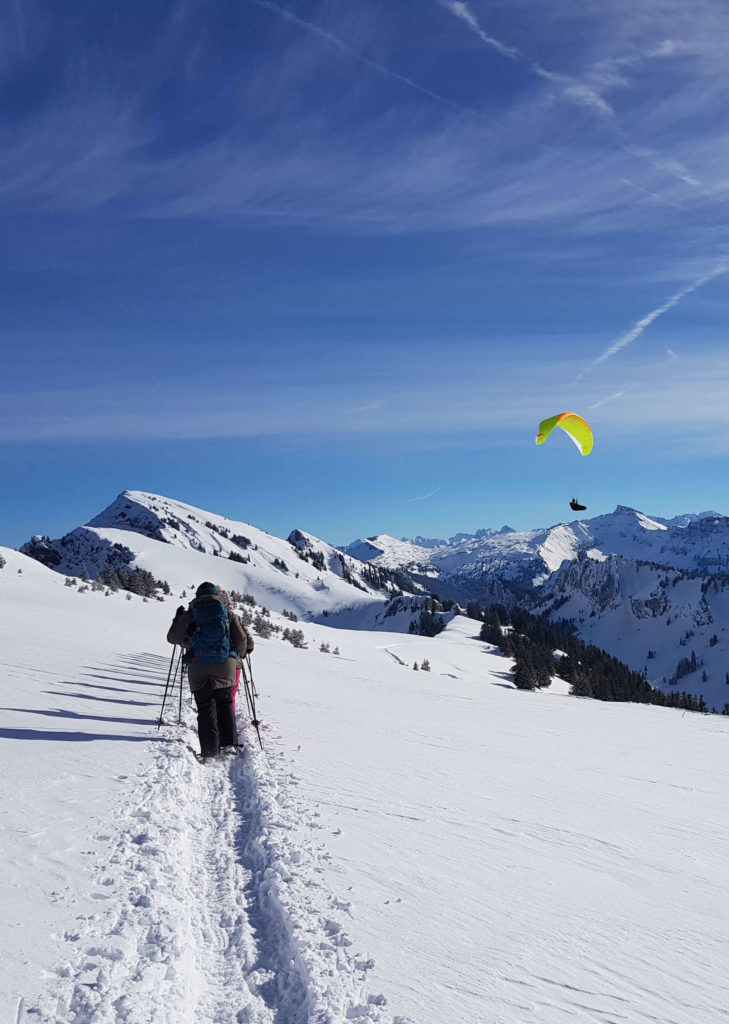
[0,340,587,445]
[0,95,151,211]
[4,0,729,258]
[4,346,729,453]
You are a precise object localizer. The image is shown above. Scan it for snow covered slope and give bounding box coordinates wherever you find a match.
[20,491,729,709]
[347,506,729,706]
[343,534,435,573]
[3,542,729,1024]
[0,546,394,1023]
[22,490,407,621]
[536,553,729,711]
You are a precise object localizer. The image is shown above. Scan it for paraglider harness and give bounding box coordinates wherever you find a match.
[569,498,587,512]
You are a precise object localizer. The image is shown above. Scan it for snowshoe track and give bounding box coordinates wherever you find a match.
[24,716,391,1023]
[27,736,266,1024]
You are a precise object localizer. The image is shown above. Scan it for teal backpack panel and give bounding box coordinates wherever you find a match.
[186,600,234,664]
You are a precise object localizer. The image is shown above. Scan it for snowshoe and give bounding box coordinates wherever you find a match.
[195,751,219,764]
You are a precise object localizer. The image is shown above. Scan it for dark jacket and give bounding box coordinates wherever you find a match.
[167,595,254,692]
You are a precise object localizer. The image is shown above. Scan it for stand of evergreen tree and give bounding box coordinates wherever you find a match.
[252,613,276,638]
[97,565,170,599]
[282,627,307,648]
[228,551,249,564]
[359,561,409,596]
[418,609,445,637]
[473,602,707,711]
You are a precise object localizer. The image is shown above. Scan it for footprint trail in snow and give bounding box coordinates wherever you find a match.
[25,722,394,1024]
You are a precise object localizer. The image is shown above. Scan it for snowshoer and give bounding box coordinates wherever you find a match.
[167,582,254,759]
[215,586,254,714]
[570,498,587,512]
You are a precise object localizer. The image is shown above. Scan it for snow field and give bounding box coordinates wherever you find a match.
[262,617,729,1024]
[4,537,729,1023]
[1,550,390,1023]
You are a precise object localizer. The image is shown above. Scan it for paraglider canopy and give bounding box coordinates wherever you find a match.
[536,412,593,456]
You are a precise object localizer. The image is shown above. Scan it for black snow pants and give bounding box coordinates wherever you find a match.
[193,681,237,756]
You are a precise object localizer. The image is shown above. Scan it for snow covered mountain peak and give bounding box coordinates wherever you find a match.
[22,490,413,622]
[87,489,177,535]
[86,490,256,552]
[600,506,667,532]
[343,534,434,569]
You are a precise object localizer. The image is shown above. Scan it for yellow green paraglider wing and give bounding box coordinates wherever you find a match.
[536,412,593,456]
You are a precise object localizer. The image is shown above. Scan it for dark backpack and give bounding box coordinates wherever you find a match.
[185,600,234,664]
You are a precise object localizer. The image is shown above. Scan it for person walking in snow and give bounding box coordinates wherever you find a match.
[215,586,254,714]
[167,582,254,759]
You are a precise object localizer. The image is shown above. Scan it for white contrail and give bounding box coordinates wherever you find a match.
[588,390,628,410]
[440,1,522,62]
[440,0,613,115]
[408,486,442,502]
[250,0,498,123]
[582,262,728,375]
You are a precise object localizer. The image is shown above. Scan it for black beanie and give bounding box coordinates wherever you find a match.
[196,581,219,597]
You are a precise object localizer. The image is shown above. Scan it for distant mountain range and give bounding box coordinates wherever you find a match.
[344,506,729,710]
[19,491,729,712]
[400,526,516,549]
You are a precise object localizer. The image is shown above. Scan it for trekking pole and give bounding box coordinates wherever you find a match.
[157,646,181,729]
[240,665,254,719]
[246,653,259,698]
[177,655,186,724]
[241,661,263,749]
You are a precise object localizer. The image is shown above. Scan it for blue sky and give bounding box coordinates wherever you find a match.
[4,0,729,548]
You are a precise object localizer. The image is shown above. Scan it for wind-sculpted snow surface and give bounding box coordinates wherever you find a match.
[25,722,392,1024]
